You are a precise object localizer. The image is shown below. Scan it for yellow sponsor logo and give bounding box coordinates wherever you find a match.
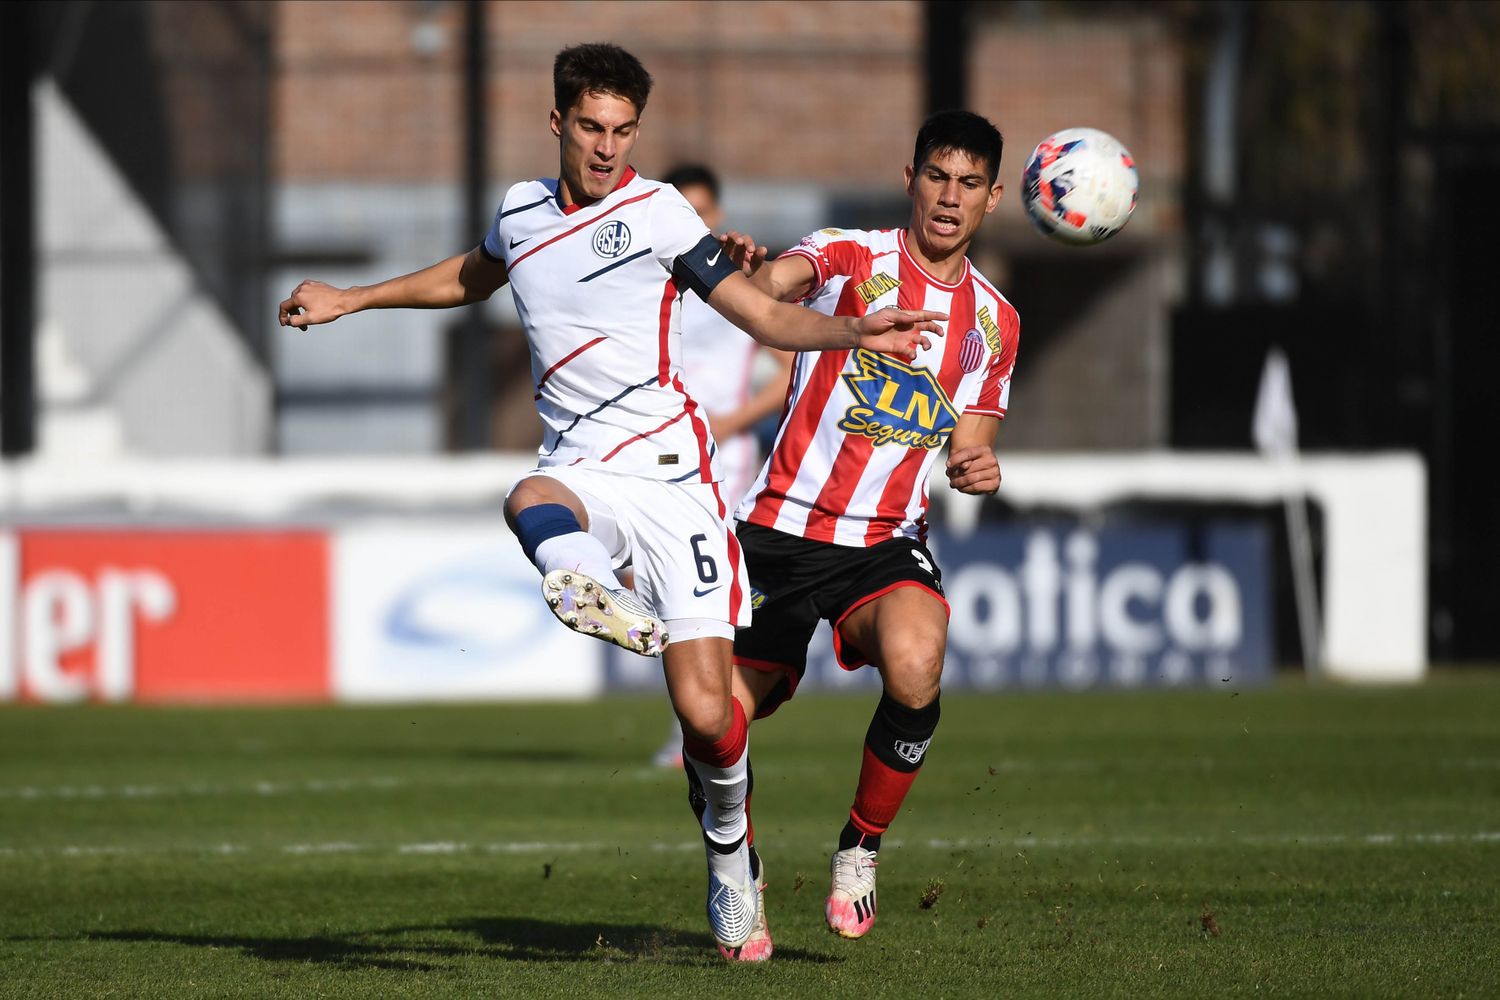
[837,350,957,450]
[853,272,901,305]
[977,305,1002,354]
[819,227,844,236]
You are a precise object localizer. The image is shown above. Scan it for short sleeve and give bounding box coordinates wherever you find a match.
[651,185,712,272]
[779,228,867,300]
[965,302,1020,418]
[481,201,506,261]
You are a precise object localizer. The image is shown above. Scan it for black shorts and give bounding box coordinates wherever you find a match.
[733,521,947,718]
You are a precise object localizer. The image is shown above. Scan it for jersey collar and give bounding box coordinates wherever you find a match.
[556,166,638,216]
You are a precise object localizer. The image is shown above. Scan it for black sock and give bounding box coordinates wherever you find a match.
[838,820,881,853]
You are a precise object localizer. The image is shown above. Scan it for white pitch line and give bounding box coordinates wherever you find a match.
[0,830,1496,862]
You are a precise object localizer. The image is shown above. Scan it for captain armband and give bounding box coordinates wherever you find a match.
[671,233,740,301]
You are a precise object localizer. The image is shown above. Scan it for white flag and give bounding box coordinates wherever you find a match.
[1252,346,1298,456]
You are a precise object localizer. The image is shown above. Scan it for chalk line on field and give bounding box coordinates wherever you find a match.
[1,830,1496,861]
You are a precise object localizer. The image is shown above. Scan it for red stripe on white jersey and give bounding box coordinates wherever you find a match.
[534,335,607,400]
[509,188,657,271]
[657,277,677,386]
[672,372,715,484]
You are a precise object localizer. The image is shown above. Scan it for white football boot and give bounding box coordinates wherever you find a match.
[718,852,772,962]
[825,844,879,938]
[704,838,759,952]
[541,570,667,656]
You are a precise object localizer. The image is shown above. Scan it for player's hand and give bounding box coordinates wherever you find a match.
[855,307,946,362]
[279,279,349,329]
[946,445,1001,495]
[718,230,769,276]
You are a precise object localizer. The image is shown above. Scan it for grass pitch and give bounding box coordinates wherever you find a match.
[2,677,1498,998]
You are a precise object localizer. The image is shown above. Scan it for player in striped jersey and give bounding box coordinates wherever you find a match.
[709,111,1019,946]
[278,43,944,960]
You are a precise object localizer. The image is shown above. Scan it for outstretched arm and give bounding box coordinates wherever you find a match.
[718,231,817,302]
[945,413,1002,495]
[279,247,508,329]
[704,270,943,361]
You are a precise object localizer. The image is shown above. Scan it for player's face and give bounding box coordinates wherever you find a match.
[550,91,641,205]
[678,183,723,230]
[904,148,1003,259]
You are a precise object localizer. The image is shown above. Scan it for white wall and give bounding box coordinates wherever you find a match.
[34,80,272,458]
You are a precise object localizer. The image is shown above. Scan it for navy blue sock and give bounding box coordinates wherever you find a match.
[512,503,582,564]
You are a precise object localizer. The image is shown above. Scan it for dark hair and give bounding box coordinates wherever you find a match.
[663,163,720,201]
[553,43,654,117]
[913,110,1004,184]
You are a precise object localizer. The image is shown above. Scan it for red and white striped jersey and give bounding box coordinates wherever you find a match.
[484,168,720,483]
[737,227,1019,547]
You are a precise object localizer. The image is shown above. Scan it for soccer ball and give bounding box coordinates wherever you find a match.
[1021,128,1138,245]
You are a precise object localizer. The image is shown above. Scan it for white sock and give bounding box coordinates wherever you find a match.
[533,531,622,589]
[684,747,750,848]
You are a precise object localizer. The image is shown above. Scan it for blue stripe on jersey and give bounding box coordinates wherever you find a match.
[500,194,553,219]
[541,374,658,456]
[579,247,653,283]
[669,466,702,483]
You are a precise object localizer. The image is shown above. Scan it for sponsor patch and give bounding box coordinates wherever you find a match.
[976,305,1002,354]
[657,454,679,466]
[749,587,767,610]
[853,273,901,305]
[838,350,957,450]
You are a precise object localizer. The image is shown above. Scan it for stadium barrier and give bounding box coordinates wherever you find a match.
[0,452,1424,703]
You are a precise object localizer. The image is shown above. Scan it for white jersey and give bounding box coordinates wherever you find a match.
[484,169,721,483]
[680,294,763,505]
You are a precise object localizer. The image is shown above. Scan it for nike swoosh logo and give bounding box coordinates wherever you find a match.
[693,584,723,598]
[509,236,532,249]
[707,248,722,266]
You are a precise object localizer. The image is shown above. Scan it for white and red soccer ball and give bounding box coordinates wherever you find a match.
[1021,127,1138,246]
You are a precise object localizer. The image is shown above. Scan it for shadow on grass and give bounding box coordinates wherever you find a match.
[83,915,841,968]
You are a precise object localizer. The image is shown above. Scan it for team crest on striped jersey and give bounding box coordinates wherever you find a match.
[959,329,986,373]
[838,350,957,450]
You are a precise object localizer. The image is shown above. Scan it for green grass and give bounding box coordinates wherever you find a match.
[2,677,1498,998]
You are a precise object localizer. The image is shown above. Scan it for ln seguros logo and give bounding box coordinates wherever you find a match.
[838,349,957,449]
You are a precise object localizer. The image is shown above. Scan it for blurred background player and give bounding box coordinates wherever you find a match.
[278,42,942,960]
[651,164,794,769]
[710,110,1017,948]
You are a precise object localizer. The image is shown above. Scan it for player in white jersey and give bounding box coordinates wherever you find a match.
[278,43,943,961]
[651,164,795,770]
[701,111,1018,949]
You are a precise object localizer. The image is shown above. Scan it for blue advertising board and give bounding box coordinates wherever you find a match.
[605,519,1273,692]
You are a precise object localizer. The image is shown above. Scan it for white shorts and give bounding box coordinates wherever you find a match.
[521,466,751,637]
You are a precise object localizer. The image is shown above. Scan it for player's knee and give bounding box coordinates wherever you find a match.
[504,477,581,525]
[674,697,732,744]
[880,637,944,709]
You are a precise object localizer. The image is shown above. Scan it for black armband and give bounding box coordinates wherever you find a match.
[671,233,739,301]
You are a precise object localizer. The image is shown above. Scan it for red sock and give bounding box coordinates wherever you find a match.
[848,745,920,835]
